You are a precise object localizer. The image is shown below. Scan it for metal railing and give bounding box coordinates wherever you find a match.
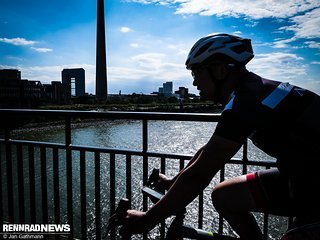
[0,109,278,239]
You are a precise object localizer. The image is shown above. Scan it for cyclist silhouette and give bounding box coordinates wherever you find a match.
[123,34,320,240]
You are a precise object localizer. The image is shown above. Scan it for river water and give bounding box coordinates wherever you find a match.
[2,119,288,239]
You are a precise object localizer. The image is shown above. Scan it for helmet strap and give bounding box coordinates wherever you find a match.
[206,64,238,103]
[206,67,223,103]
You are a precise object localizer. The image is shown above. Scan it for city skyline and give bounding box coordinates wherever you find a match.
[1,67,185,97]
[1,0,319,95]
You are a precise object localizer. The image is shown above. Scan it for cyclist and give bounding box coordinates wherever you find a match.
[123,34,320,239]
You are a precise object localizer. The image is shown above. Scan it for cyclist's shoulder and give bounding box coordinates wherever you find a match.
[232,72,275,101]
[235,72,319,109]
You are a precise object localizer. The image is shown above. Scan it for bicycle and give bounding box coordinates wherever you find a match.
[106,169,320,240]
[106,168,238,239]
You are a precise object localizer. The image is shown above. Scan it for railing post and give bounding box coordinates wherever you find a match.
[142,119,148,240]
[95,151,102,239]
[53,147,61,224]
[263,167,270,239]
[0,140,3,224]
[17,144,25,223]
[40,146,48,223]
[109,152,116,239]
[160,156,166,174]
[126,154,132,203]
[142,119,148,185]
[160,156,166,239]
[242,139,248,175]
[28,145,36,223]
[65,116,73,238]
[80,150,87,239]
[218,167,225,234]
[5,128,14,223]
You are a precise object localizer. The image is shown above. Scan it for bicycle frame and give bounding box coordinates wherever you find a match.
[107,168,320,240]
[142,185,239,240]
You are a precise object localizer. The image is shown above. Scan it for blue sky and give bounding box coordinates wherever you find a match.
[1,0,319,95]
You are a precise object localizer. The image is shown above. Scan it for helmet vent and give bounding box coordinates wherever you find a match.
[194,42,212,58]
[231,45,245,54]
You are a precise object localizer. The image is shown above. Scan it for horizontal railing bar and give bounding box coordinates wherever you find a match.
[0,109,221,122]
[228,158,276,167]
[0,139,66,148]
[0,139,277,168]
[0,140,146,157]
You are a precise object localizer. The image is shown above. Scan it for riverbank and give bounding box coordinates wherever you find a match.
[38,102,223,113]
[1,103,222,134]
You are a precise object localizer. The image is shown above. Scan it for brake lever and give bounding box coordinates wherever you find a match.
[147,168,160,187]
[147,168,166,192]
[105,198,130,237]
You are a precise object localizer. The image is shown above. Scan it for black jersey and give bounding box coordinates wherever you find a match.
[214,71,320,177]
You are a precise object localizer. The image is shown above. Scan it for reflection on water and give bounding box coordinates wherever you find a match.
[1,120,287,239]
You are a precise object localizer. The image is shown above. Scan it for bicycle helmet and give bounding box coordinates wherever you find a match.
[185,33,254,70]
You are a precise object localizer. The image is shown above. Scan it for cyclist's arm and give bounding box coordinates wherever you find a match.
[170,145,206,183]
[145,135,242,225]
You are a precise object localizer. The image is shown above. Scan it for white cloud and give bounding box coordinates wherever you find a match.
[132,53,166,68]
[127,0,319,19]
[120,27,133,33]
[272,37,296,48]
[248,52,307,82]
[0,37,54,53]
[0,37,36,46]
[279,7,320,39]
[305,41,320,49]
[126,0,320,40]
[247,52,320,94]
[130,43,139,48]
[31,47,53,53]
[299,80,320,94]
[108,51,189,87]
[130,52,187,79]
[233,31,242,35]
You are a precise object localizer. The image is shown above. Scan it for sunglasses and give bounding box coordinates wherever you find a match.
[191,67,207,79]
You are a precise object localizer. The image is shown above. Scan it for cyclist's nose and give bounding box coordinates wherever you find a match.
[193,79,198,87]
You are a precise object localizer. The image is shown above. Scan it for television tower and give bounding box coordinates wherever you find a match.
[96,0,108,100]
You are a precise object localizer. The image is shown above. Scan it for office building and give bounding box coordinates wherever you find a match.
[62,68,85,100]
[175,87,189,99]
[158,81,173,97]
[0,69,67,107]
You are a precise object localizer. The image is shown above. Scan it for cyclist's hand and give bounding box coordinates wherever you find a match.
[121,210,156,234]
[156,173,173,191]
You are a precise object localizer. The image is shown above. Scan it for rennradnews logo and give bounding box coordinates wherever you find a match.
[1,224,70,239]
[3,224,71,233]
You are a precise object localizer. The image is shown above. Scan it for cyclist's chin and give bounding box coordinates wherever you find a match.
[199,92,207,101]
[199,91,214,101]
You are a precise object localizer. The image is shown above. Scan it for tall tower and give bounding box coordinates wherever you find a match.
[96,0,108,100]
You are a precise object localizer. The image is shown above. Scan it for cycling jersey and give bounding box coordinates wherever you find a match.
[214,71,320,217]
[214,71,320,178]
